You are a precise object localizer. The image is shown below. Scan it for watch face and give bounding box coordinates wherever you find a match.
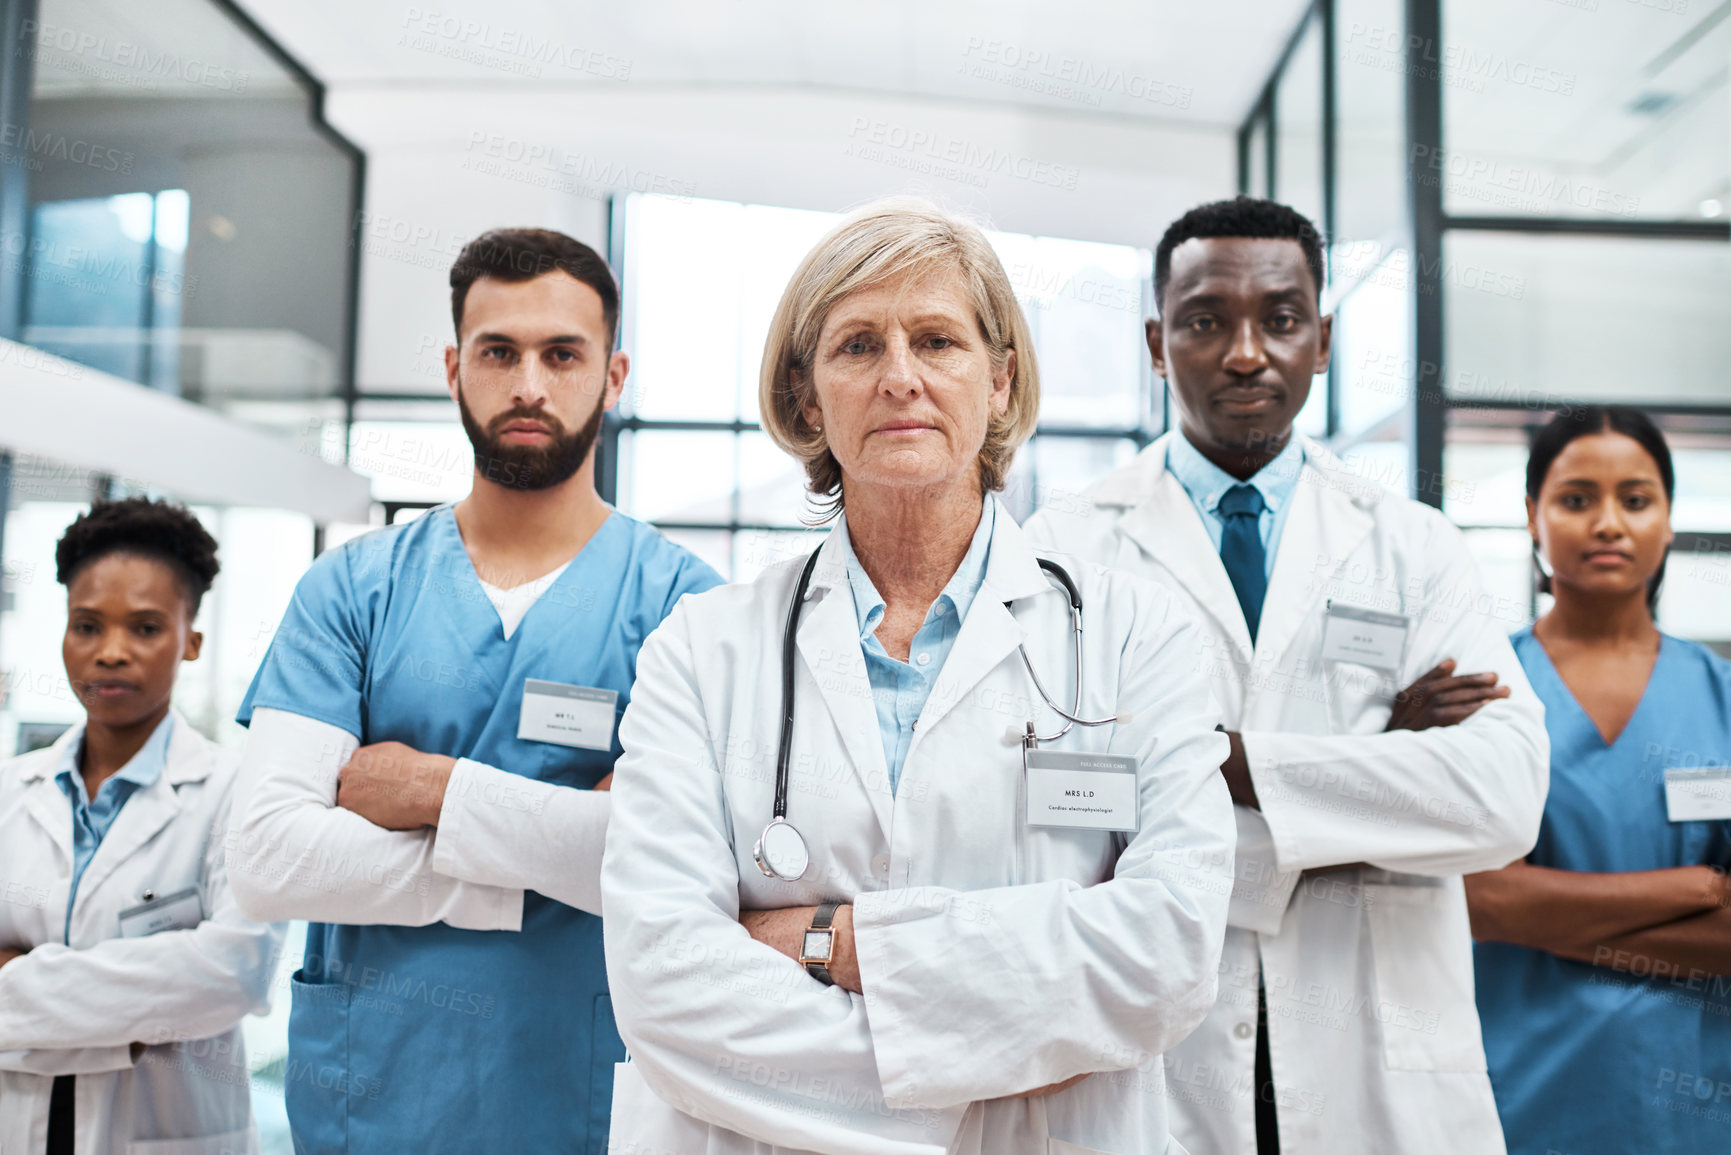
[801,929,834,962]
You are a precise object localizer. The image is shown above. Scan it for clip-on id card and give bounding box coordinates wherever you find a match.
[1320,600,1410,672]
[1024,749,1139,832]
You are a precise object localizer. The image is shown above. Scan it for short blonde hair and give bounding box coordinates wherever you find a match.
[758,197,1040,515]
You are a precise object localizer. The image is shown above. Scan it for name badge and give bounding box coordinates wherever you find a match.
[1025,750,1139,832]
[1319,601,1409,672]
[519,678,618,750]
[1664,767,1731,822]
[118,887,203,938]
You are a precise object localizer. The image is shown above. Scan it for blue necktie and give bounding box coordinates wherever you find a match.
[1218,483,1268,642]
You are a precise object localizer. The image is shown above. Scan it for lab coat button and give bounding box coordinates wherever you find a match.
[871,854,891,876]
[1234,1021,1254,1040]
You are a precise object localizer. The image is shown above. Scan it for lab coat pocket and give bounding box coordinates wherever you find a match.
[1048,1141,1118,1155]
[1363,883,1486,1072]
[587,994,625,1155]
[125,1127,257,1155]
[283,970,351,1155]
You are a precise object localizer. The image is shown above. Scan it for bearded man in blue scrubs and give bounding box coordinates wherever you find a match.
[227,228,722,1154]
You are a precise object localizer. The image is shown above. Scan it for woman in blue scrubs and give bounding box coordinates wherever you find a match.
[1468,406,1731,1155]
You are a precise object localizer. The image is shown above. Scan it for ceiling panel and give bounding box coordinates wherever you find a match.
[235,0,1315,127]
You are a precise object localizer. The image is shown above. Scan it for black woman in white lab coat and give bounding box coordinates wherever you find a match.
[0,498,283,1155]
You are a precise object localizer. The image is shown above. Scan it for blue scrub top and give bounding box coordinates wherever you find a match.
[238,505,720,1155]
[1477,628,1731,1155]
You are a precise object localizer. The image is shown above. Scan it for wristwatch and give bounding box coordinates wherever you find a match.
[798,901,841,986]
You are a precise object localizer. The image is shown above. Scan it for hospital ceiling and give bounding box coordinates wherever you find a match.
[233,0,1315,128]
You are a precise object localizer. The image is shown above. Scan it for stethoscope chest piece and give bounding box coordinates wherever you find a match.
[757,545,1112,885]
[753,817,810,881]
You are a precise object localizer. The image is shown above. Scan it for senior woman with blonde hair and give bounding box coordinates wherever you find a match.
[601,197,1235,1155]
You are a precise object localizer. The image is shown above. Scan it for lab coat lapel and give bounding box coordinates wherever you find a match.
[74,713,213,904]
[23,776,74,867]
[20,725,80,868]
[1255,441,1378,671]
[794,531,895,840]
[916,502,1047,738]
[1109,436,1255,663]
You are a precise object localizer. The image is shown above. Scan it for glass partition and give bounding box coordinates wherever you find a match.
[1333,0,1404,256]
[17,0,360,440]
[1443,0,1730,223]
[1273,13,1325,231]
[1444,231,1731,407]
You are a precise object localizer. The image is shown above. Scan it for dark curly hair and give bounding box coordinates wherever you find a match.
[1154,196,1326,312]
[449,228,619,350]
[55,497,220,614]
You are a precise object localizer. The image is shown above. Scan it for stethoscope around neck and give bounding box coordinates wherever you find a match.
[752,547,1127,882]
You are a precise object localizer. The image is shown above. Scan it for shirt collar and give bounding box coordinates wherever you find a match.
[838,498,995,642]
[1166,430,1306,517]
[54,713,175,805]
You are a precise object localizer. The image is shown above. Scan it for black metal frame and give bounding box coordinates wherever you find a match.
[1237,2,1342,438]
[1406,0,1446,508]
[1239,0,1731,511]
[209,0,367,449]
[0,0,37,344]
[1237,0,1731,630]
[1445,215,1731,241]
[0,0,34,662]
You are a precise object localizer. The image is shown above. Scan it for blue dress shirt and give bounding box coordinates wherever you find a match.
[53,712,174,940]
[1165,431,1305,578]
[839,499,995,795]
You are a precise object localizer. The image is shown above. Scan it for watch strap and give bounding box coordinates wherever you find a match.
[803,900,841,987]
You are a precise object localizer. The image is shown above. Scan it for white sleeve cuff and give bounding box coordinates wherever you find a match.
[431,757,491,881]
[0,1046,139,1076]
[432,758,606,917]
[1226,806,1300,935]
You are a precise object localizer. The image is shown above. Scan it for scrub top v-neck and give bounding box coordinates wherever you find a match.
[1476,628,1731,1155]
[238,503,721,1154]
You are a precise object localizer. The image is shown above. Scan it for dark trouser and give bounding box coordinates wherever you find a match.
[46,1074,74,1155]
[1256,983,1280,1155]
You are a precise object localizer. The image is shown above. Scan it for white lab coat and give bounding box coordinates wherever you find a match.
[0,711,285,1155]
[601,500,1236,1155]
[1024,434,1550,1155]
[227,707,610,929]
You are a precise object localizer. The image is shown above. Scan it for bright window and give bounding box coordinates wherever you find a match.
[613,193,1159,579]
